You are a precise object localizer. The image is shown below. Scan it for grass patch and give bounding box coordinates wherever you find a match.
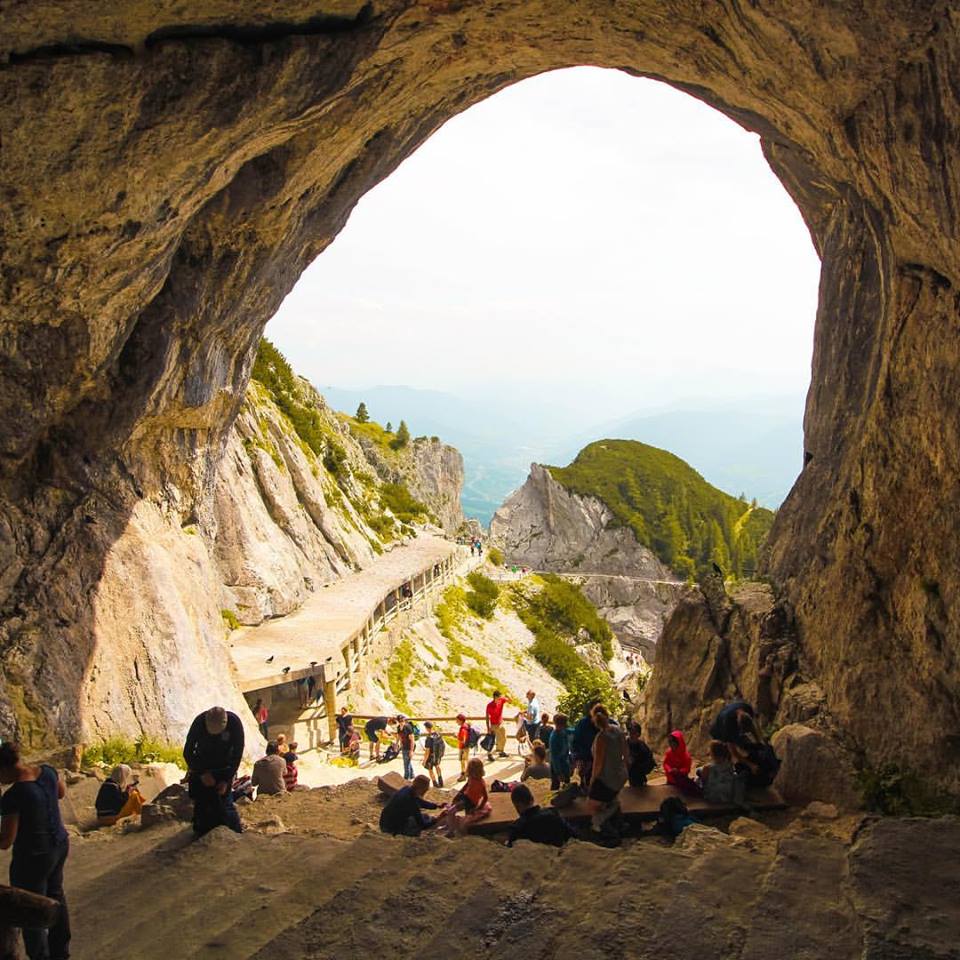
[221,609,241,631]
[82,735,184,769]
[487,545,505,566]
[386,638,416,715]
[459,666,509,698]
[380,482,431,525]
[448,636,488,669]
[436,585,469,640]
[508,577,618,717]
[465,570,499,619]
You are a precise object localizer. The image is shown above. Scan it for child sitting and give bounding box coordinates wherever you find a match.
[663,730,701,795]
[699,740,743,804]
[283,747,299,792]
[626,723,656,787]
[520,743,551,781]
[344,725,361,760]
[441,758,492,835]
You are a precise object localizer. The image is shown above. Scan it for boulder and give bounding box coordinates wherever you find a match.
[729,817,776,841]
[771,724,861,810]
[141,783,193,827]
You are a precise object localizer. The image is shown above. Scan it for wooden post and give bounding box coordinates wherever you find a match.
[323,674,338,744]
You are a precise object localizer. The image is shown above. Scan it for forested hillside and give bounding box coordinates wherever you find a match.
[548,439,774,579]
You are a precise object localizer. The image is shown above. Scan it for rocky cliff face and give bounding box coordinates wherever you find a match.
[2,1,959,791]
[354,434,464,535]
[490,464,683,659]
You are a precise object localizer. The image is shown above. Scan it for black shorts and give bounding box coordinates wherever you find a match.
[588,779,619,803]
[365,724,382,742]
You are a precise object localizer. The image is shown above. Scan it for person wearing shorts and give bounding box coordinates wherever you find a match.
[364,716,395,761]
[587,704,628,834]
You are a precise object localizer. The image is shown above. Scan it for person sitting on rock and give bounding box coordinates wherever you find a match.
[663,730,701,796]
[344,725,361,761]
[520,743,551,782]
[698,741,743,804]
[441,758,491,836]
[379,775,443,837]
[275,733,290,756]
[252,741,287,797]
[709,700,756,761]
[643,796,695,841]
[626,723,656,788]
[183,705,245,836]
[94,764,146,826]
[507,783,577,848]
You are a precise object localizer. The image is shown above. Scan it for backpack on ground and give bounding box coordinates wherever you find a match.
[466,726,481,749]
[379,742,399,763]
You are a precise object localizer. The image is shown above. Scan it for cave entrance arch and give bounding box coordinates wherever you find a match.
[267,65,821,526]
[1,4,957,787]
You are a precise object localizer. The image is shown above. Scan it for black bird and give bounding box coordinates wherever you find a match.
[265,655,274,663]
[282,666,291,674]
[712,562,723,577]
[310,660,317,667]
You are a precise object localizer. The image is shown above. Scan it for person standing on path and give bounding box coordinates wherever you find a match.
[0,742,71,960]
[336,706,353,752]
[485,690,509,760]
[524,690,541,742]
[253,698,269,739]
[183,705,245,836]
[456,713,471,782]
[398,716,416,780]
[571,700,603,787]
[422,722,446,787]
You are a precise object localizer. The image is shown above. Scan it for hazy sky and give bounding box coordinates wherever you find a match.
[267,66,821,418]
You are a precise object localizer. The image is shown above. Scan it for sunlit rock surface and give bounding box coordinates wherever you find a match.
[1,2,959,794]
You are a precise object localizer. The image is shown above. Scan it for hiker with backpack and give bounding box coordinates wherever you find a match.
[398,715,417,780]
[587,704,629,835]
[422,722,446,787]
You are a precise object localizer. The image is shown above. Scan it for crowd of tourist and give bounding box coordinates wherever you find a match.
[0,690,778,958]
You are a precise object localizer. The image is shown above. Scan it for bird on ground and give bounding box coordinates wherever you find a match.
[310,660,317,667]
[282,666,291,674]
[265,655,274,663]
[712,562,724,577]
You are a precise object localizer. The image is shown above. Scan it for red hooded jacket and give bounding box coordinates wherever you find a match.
[663,729,693,783]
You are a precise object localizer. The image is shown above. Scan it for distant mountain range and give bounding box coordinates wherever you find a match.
[319,384,805,526]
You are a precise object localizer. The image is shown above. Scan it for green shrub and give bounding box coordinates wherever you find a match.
[82,735,184,770]
[465,571,499,619]
[435,585,468,640]
[387,638,416,715]
[857,763,960,816]
[487,546,505,566]
[548,439,775,579]
[380,482,430,525]
[390,420,411,450]
[518,575,613,661]
[221,609,241,631]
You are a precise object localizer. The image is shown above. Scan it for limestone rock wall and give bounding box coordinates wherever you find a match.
[355,433,464,535]
[1,1,959,790]
[490,464,683,658]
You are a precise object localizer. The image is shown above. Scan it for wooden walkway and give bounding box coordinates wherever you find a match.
[377,772,785,835]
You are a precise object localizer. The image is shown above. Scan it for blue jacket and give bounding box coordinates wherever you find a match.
[571,715,597,761]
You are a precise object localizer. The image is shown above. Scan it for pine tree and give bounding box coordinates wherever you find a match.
[392,419,410,449]
[385,421,393,433]
[355,402,370,423]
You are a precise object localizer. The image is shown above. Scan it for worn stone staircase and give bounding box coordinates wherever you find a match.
[57,789,960,960]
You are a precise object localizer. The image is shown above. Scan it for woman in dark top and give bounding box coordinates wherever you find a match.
[0,741,71,960]
[94,763,146,826]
